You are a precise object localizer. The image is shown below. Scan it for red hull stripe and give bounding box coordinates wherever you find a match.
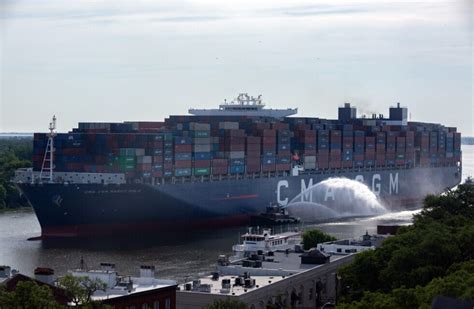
[212,194,259,201]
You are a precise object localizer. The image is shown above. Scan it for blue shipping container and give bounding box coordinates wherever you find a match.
[175,153,192,161]
[229,165,245,174]
[194,152,212,160]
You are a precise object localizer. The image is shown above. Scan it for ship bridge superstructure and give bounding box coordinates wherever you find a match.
[189,93,297,118]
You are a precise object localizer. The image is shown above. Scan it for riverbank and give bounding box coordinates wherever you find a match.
[0,206,33,214]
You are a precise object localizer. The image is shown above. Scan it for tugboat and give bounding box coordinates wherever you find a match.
[231,227,302,260]
[250,202,300,225]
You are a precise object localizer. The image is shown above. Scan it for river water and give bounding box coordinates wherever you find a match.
[1,145,472,282]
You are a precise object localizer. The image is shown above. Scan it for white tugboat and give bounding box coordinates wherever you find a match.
[231,228,302,261]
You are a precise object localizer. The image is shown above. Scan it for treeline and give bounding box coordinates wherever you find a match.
[0,137,33,209]
[338,180,474,308]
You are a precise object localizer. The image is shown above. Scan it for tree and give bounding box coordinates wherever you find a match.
[0,184,6,208]
[206,298,248,309]
[58,274,106,306]
[0,281,62,308]
[301,229,336,250]
[337,181,474,307]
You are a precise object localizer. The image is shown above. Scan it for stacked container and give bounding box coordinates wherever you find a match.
[329,130,342,168]
[191,123,212,176]
[276,129,291,172]
[354,131,365,167]
[246,136,261,173]
[342,130,354,168]
[317,130,329,169]
[224,129,245,174]
[260,129,276,172]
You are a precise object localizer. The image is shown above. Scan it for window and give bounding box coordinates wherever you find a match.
[337,248,342,253]
[165,298,171,309]
[153,301,160,309]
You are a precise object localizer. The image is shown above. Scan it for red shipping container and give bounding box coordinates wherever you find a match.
[262,164,276,172]
[137,163,152,171]
[258,129,277,137]
[194,160,211,168]
[262,136,276,144]
[276,163,291,171]
[152,171,163,177]
[246,164,261,173]
[246,144,261,152]
[226,136,246,144]
[262,144,276,151]
[175,144,192,152]
[224,129,245,137]
[246,136,261,144]
[329,161,341,168]
[330,149,341,155]
[342,160,353,168]
[174,160,191,168]
[303,149,317,155]
[225,144,245,152]
[212,166,228,175]
[212,159,228,167]
[153,156,163,163]
[317,160,329,169]
[365,153,375,160]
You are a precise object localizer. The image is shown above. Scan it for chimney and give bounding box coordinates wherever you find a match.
[140,265,155,278]
[34,267,55,285]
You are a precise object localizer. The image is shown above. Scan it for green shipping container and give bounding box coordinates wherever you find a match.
[396,153,405,160]
[119,148,136,156]
[119,157,136,165]
[193,167,210,176]
[120,164,135,171]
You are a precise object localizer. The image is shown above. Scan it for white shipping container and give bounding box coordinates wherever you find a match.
[194,144,211,152]
[228,151,245,159]
[304,156,316,163]
[219,122,239,130]
[135,148,146,156]
[190,122,211,131]
[137,156,152,164]
[193,137,211,144]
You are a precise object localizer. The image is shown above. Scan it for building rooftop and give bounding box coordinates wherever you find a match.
[91,276,176,301]
[181,250,348,296]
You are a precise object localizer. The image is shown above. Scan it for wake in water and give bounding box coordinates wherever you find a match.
[285,177,387,222]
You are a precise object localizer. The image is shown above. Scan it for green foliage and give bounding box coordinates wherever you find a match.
[0,137,32,210]
[302,229,337,250]
[338,181,474,308]
[0,280,62,308]
[206,297,248,309]
[57,274,106,306]
[0,184,6,208]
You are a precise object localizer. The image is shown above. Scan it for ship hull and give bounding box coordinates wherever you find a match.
[18,166,461,238]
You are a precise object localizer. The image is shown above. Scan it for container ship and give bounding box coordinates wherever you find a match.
[14,94,462,238]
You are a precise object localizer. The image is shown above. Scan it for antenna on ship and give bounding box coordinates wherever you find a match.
[39,115,57,183]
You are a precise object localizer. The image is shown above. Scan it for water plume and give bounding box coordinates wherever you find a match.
[285,177,387,222]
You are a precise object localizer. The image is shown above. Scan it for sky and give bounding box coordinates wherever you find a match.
[0,0,473,135]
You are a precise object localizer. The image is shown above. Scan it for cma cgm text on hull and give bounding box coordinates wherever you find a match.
[14,94,462,238]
